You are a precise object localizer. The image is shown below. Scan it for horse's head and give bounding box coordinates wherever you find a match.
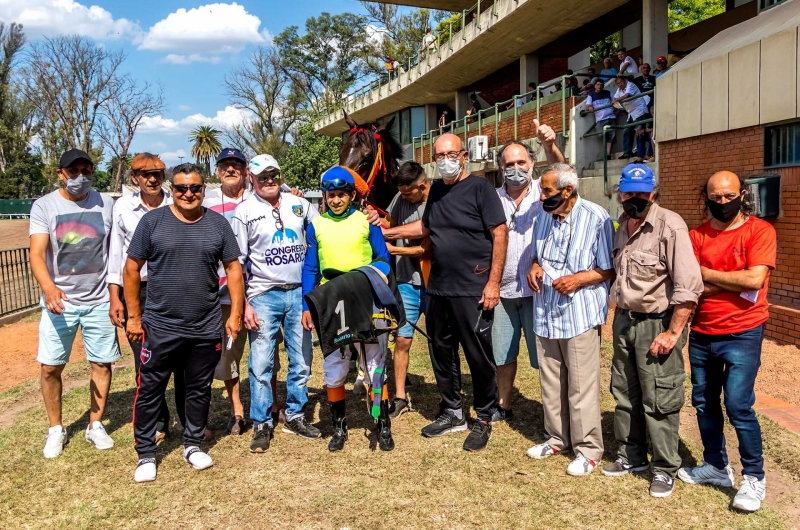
[339,110,403,211]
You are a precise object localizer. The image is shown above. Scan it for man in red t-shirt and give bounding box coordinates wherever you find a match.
[678,171,776,513]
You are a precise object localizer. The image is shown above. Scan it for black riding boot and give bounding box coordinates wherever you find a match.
[328,400,348,452]
[377,400,395,452]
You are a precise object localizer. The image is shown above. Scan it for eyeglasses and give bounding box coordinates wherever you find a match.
[272,206,284,232]
[256,172,281,183]
[433,151,463,162]
[138,171,164,180]
[220,161,245,171]
[171,184,204,194]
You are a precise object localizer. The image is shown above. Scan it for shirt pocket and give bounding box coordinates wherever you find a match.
[628,250,659,282]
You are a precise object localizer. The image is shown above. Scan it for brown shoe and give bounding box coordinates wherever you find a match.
[226,415,245,435]
[155,430,167,444]
[203,428,214,442]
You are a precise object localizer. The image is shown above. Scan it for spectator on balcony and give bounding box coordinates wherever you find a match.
[599,58,618,80]
[617,48,637,76]
[567,77,581,97]
[438,110,450,132]
[421,28,437,58]
[527,82,538,103]
[586,78,616,157]
[551,82,563,95]
[654,56,670,78]
[634,63,656,100]
[466,92,482,122]
[612,76,652,163]
[386,56,399,80]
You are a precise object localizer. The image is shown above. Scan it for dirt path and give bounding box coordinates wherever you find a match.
[0,219,30,251]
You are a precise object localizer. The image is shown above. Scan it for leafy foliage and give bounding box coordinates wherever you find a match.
[280,122,341,192]
[669,0,725,32]
[590,32,620,65]
[189,126,222,177]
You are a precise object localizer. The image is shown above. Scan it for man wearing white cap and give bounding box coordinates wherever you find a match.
[232,154,321,451]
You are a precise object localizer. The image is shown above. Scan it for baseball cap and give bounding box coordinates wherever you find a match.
[657,55,668,63]
[216,147,247,165]
[248,154,280,175]
[58,149,92,169]
[131,153,166,172]
[619,164,656,193]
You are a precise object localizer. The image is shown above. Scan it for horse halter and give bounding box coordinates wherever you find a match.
[349,126,388,191]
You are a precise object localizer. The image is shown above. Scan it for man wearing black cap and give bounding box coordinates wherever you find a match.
[29,149,120,459]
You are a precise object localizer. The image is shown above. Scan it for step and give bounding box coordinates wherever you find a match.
[582,160,656,179]
[586,157,655,172]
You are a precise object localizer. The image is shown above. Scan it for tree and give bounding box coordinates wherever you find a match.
[98,75,164,192]
[280,122,341,191]
[106,153,133,176]
[189,126,222,176]
[669,0,725,32]
[361,3,432,73]
[223,46,304,159]
[275,12,372,116]
[590,32,620,64]
[435,12,462,50]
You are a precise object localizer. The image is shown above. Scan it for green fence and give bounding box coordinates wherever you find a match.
[0,199,35,218]
[0,248,41,317]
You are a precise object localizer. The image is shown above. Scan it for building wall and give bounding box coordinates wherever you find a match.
[659,125,800,345]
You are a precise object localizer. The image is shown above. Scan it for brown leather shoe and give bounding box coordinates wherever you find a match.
[226,415,245,435]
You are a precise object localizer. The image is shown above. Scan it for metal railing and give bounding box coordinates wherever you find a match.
[0,247,41,317]
[581,88,654,195]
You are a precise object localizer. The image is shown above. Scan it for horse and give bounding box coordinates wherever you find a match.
[339,111,403,214]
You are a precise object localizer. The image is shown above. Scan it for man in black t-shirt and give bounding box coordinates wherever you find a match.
[385,133,508,452]
[124,163,244,483]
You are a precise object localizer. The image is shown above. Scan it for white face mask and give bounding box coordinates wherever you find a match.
[436,158,462,180]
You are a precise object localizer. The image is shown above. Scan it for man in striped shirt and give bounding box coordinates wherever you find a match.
[525,164,615,477]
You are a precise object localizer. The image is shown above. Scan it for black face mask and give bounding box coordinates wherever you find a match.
[622,196,652,219]
[541,191,566,213]
[707,196,742,223]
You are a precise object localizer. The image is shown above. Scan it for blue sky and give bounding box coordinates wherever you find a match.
[0,0,371,166]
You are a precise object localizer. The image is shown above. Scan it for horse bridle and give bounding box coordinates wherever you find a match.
[349,126,389,215]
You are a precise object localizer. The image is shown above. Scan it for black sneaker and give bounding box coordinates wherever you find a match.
[421,411,468,438]
[602,457,649,477]
[490,407,513,424]
[389,397,410,419]
[249,422,272,453]
[282,416,321,439]
[619,152,633,159]
[328,418,348,452]
[650,473,675,498]
[463,420,492,452]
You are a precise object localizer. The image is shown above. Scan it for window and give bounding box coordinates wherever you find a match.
[759,0,788,12]
[765,122,800,167]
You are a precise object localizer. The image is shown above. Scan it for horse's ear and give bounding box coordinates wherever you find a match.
[343,111,358,130]
[378,116,395,131]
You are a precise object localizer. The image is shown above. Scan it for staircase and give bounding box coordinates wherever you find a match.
[581,152,657,179]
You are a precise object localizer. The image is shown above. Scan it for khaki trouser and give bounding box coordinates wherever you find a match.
[536,327,604,462]
[610,309,687,477]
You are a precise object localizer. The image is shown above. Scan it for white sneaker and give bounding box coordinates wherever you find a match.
[566,454,598,476]
[85,421,115,450]
[184,447,213,470]
[526,442,560,460]
[43,426,67,459]
[732,475,766,512]
[677,461,734,487]
[134,458,157,483]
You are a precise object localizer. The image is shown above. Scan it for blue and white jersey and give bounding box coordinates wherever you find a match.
[586,89,615,121]
[531,197,614,339]
[231,193,318,300]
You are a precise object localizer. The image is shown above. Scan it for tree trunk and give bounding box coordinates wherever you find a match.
[113,157,124,193]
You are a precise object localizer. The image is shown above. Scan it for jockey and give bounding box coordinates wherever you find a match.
[301,165,395,452]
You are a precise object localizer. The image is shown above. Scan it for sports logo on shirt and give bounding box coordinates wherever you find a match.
[271,228,299,244]
[140,348,152,365]
[292,205,304,217]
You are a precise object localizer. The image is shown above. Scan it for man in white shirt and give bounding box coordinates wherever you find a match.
[585,78,617,157]
[108,153,178,442]
[617,48,637,76]
[232,155,321,452]
[613,76,651,162]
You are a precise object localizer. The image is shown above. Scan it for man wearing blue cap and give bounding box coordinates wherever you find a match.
[602,163,703,498]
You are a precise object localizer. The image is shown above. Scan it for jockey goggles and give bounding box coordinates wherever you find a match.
[320,178,355,192]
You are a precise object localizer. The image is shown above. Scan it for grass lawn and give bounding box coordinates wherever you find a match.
[0,335,793,529]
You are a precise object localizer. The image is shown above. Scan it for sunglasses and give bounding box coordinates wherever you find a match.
[256,172,281,183]
[172,184,204,194]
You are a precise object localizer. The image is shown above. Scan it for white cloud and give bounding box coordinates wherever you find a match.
[138,3,271,63]
[177,105,192,112]
[160,149,189,165]
[138,106,251,136]
[0,0,141,41]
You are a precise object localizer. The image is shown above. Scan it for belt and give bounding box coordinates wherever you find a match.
[271,284,300,290]
[618,308,672,320]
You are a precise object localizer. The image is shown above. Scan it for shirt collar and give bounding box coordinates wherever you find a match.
[553,195,582,225]
[134,190,169,211]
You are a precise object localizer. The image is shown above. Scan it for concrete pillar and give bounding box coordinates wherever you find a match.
[620,20,642,50]
[424,104,438,133]
[642,0,668,67]
[568,48,592,73]
[455,90,470,120]
[520,52,539,94]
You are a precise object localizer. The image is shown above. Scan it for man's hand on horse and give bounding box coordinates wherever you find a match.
[533,119,556,147]
[365,204,382,226]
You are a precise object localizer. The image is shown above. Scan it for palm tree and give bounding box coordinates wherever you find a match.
[189,126,222,176]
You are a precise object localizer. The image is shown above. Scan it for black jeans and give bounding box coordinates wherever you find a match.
[426,294,497,422]
[133,324,221,458]
[124,283,185,431]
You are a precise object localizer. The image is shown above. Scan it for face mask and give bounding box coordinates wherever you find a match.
[504,167,530,189]
[436,158,461,180]
[65,175,92,196]
[541,190,566,213]
[622,196,652,219]
[707,195,741,223]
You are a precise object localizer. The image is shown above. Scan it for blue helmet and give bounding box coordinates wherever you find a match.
[320,165,357,192]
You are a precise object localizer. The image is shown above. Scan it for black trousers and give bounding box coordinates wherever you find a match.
[134,324,221,458]
[124,283,185,431]
[426,294,498,422]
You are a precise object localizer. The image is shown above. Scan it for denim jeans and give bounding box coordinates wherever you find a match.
[248,286,310,426]
[491,296,537,368]
[622,113,652,156]
[688,324,765,479]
